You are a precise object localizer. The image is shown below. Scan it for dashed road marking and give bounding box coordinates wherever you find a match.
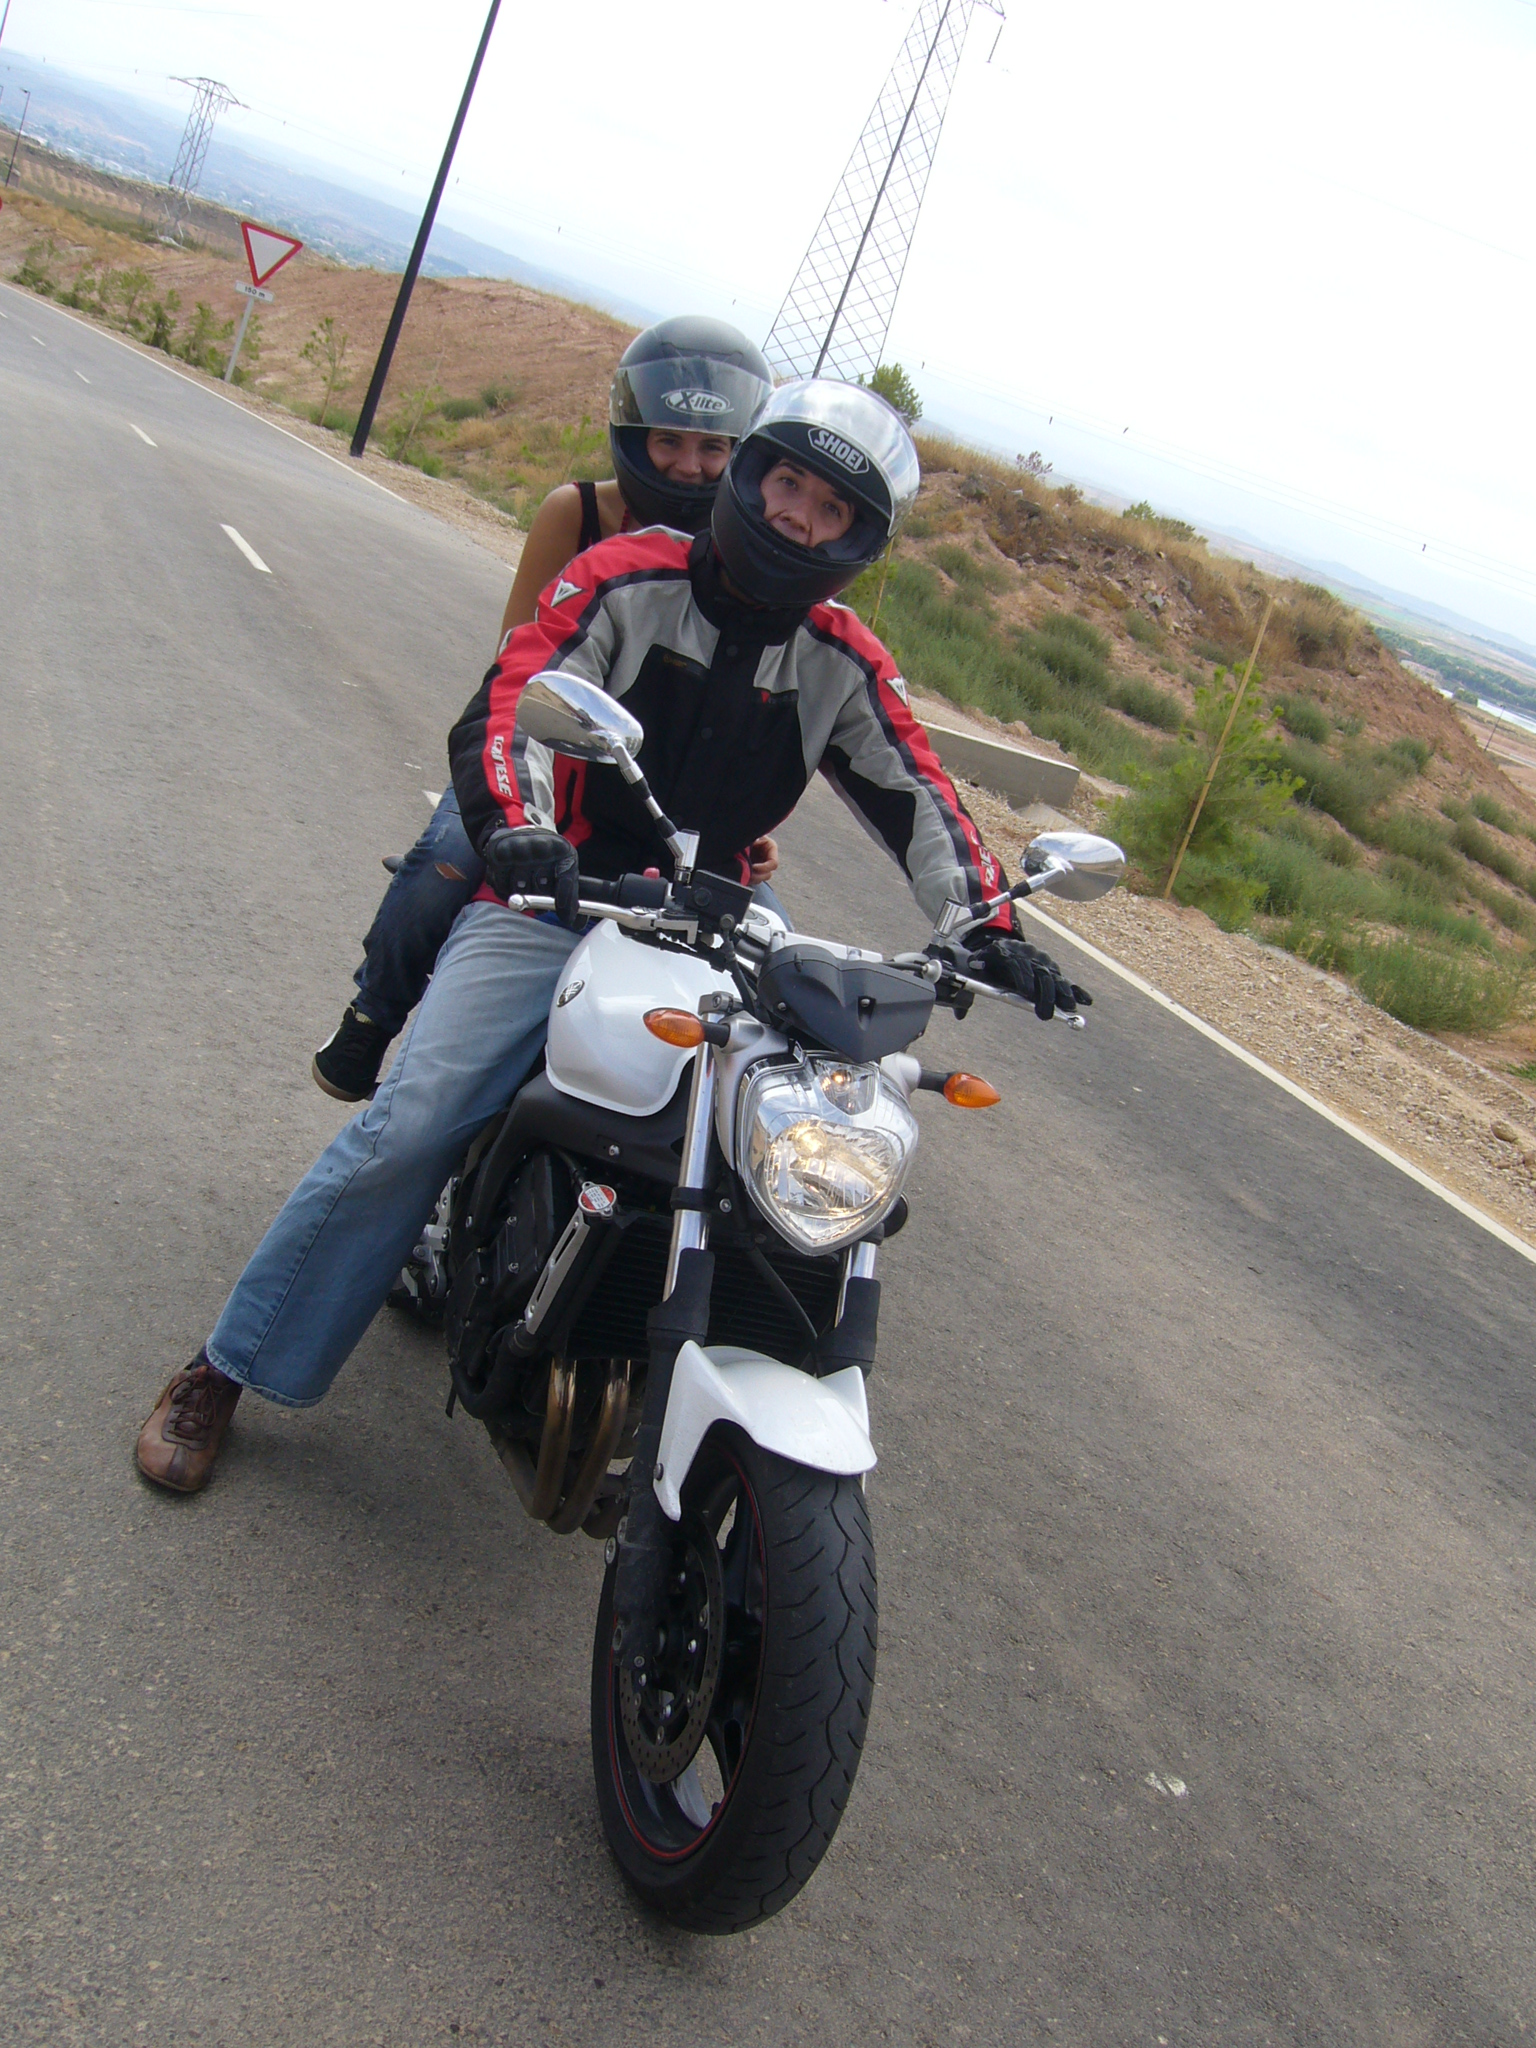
[220,524,271,575]
[31,334,47,348]
[131,423,156,446]
[75,370,91,384]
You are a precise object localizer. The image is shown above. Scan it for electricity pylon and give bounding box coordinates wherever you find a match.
[764,0,1002,384]
[158,77,243,240]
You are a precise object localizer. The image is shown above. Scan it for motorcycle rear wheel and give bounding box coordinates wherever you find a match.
[590,1426,876,1934]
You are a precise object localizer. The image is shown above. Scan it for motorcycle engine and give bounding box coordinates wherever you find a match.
[445,1149,573,1401]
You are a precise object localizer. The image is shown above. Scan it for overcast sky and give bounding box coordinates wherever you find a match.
[7,0,1533,646]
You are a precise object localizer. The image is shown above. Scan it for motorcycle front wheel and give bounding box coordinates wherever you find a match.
[590,1426,877,1934]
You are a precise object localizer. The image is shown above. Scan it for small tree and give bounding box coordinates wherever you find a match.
[1019,449,1052,477]
[301,315,351,428]
[1110,672,1299,926]
[143,289,181,353]
[177,300,235,373]
[862,362,923,428]
[114,267,153,330]
[383,383,445,464]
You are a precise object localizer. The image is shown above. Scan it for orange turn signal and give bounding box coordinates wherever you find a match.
[644,1007,706,1048]
[942,1072,1001,1109]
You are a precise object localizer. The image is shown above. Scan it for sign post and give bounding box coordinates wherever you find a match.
[224,219,303,384]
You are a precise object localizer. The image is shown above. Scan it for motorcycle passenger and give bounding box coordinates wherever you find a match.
[311,316,778,1105]
[136,379,1084,1495]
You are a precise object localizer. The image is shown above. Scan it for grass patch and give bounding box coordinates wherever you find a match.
[1122,609,1164,649]
[1274,693,1330,744]
[843,559,1162,783]
[1354,943,1529,1034]
[930,541,1009,594]
[1111,676,1185,731]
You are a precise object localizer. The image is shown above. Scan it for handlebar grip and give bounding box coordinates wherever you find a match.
[576,873,671,910]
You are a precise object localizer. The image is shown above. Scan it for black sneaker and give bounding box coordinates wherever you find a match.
[312,1005,394,1102]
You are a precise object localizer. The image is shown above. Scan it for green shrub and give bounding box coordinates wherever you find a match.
[1384,734,1432,776]
[1469,792,1518,833]
[176,299,235,372]
[1283,740,1396,835]
[1452,815,1525,885]
[843,559,1159,782]
[1110,675,1298,916]
[480,382,519,413]
[1369,810,1460,878]
[931,542,1008,595]
[1355,943,1529,1034]
[1112,676,1185,730]
[13,240,59,294]
[1274,693,1330,744]
[143,291,181,352]
[440,394,487,422]
[1123,500,1198,542]
[1123,609,1164,649]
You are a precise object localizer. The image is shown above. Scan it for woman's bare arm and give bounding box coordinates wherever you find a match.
[497,485,586,646]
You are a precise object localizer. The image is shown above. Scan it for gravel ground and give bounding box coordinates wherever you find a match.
[957,774,1536,1250]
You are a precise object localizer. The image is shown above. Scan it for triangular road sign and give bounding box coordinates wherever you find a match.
[240,221,304,288]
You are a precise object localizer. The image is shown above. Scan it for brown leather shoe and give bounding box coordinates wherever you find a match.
[136,1355,242,1494]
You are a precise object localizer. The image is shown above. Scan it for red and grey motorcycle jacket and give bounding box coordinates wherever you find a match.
[450,528,1013,932]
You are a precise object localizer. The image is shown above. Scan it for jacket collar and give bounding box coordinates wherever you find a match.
[688,534,809,646]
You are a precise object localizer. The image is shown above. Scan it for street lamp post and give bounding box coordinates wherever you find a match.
[4,87,31,187]
[350,0,502,458]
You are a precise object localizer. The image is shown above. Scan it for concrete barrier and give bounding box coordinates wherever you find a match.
[925,724,1081,813]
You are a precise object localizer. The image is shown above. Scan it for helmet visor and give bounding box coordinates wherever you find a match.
[610,355,768,440]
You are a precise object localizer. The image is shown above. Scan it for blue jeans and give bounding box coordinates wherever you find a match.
[354,789,483,1039]
[209,903,582,1406]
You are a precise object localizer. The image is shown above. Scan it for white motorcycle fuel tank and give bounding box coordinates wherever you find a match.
[544,918,735,1116]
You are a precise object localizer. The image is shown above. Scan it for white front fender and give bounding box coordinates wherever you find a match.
[653,1342,876,1521]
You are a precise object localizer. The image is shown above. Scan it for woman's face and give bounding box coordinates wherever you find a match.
[759,459,856,551]
[645,428,733,484]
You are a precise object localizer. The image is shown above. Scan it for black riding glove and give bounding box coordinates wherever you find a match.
[482,826,582,930]
[967,933,1092,1021]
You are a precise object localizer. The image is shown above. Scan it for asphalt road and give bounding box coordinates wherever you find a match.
[4,284,1536,2048]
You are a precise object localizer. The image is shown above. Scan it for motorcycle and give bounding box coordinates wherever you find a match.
[395,671,1125,1933]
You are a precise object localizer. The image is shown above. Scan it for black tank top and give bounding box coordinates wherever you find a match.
[576,480,603,552]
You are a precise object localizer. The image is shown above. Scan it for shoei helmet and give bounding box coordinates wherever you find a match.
[609,316,773,532]
[711,378,921,609]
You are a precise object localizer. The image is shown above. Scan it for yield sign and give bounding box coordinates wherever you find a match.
[240,220,303,288]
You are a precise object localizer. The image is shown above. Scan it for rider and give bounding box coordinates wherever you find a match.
[311,316,777,1104]
[136,379,1086,1495]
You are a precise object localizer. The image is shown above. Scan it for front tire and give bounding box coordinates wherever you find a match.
[590,1427,876,1933]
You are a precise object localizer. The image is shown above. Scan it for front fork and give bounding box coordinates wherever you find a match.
[610,1038,883,1679]
[610,1039,719,1677]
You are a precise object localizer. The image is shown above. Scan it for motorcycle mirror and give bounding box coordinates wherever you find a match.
[515,672,644,763]
[1019,830,1126,902]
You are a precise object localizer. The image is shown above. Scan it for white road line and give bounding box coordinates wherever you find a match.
[1024,902,1536,1270]
[0,308,8,318]
[130,423,156,446]
[75,370,91,385]
[0,281,417,512]
[220,524,271,575]
[31,334,47,347]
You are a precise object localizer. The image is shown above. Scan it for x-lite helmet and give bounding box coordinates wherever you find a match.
[609,316,773,533]
[711,378,921,609]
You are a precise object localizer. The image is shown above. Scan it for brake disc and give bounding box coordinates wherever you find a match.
[618,1511,725,1786]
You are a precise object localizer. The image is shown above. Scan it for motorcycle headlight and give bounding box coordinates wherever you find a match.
[736,1056,919,1253]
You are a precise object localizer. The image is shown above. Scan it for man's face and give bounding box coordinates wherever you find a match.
[645,427,733,484]
[759,459,856,550]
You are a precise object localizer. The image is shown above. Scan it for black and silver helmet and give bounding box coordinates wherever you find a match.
[711,378,921,609]
[609,316,772,533]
